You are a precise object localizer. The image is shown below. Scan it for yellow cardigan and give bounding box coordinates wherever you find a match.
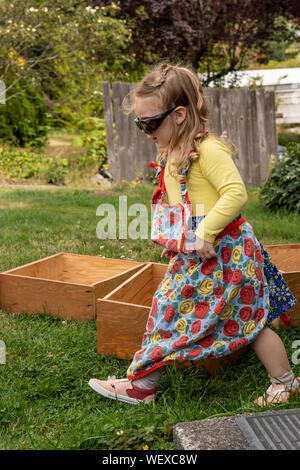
[164,137,248,244]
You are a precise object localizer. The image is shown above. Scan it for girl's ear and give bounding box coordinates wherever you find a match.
[174,106,187,125]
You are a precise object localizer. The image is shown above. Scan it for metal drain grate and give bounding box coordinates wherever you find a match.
[235,410,300,450]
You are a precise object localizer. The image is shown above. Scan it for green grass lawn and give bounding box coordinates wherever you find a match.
[0,184,299,450]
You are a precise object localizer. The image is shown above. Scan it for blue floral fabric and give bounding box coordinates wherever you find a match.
[258,241,297,324]
[189,218,297,326]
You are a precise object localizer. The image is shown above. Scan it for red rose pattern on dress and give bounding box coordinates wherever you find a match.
[127,221,271,380]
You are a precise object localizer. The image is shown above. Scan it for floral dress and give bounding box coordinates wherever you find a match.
[126,157,297,380]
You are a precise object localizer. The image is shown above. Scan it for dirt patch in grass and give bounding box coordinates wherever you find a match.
[91,190,118,197]
[0,200,31,209]
[0,181,58,190]
[46,139,87,160]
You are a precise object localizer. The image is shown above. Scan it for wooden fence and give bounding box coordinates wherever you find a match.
[102,82,278,187]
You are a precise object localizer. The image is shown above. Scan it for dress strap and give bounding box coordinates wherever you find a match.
[149,151,192,205]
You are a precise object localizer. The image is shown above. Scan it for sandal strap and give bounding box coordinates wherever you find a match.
[266,384,286,396]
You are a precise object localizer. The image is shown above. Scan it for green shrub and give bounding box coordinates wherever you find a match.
[72,120,107,169]
[0,146,44,181]
[278,132,300,147]
[258,143,300,213]
[0,79,49,147]
[46,158,69,185]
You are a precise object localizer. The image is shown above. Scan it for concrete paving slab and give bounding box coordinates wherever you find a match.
[173,408,300,450]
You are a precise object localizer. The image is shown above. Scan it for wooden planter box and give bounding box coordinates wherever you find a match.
[265,244,300,328]
[0,253,145,321]
[97,262,248,377]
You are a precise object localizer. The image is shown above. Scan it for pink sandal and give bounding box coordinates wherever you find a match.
[254,377,300,407]
[88,376,157,405]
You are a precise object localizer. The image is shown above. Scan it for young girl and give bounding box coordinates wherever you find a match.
[89,63,299,406]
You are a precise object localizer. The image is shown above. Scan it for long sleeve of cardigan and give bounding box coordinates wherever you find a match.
[194,139,248,243]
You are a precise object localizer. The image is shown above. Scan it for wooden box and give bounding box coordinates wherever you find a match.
[97,262,248,376]
[97,262,167,359]
[0,253,145,321]
[265,244,300,328]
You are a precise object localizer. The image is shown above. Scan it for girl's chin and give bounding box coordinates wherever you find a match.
[155,141,166,150]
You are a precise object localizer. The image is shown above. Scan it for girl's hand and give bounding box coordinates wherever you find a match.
[195,236,217,259]
[161,248,173,259]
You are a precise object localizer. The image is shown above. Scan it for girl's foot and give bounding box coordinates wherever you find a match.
[254,377,300,407]
[88,377,157,405]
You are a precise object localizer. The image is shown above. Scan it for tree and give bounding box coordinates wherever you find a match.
[0,0,132,126]
[93,0,300,85]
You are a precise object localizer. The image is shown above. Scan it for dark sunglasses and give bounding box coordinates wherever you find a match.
[134,106,178,135]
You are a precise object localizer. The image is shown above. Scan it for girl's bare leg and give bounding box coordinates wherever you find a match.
[251,327,291,377]
[251,327,300,405]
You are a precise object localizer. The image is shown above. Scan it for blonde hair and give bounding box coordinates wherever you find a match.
[123,62,235,181]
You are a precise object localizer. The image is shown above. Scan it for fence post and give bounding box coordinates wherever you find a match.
[102,81,119,182]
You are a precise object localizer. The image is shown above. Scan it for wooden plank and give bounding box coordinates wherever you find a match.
[118,82,131,181]
[203,88,221,135]
[255,89,269,184]
[60,253,144,284]
[102,82,118,181]
[248,89,261,187]
[93,263,146,303]
[127,82,141,182]
[104,264,154,302]
[264,244,300,272]
[112,81,124,183]
[100,262,168,304]
[152,263,169,287]
[1,253,64,282]
[3,253,144,285]
[229,89,246,175]
[102,263,151,299]
[240,89,253,186]
[128,82,142,182]
[0,275,94,321]
[219,89,244,177]
[97,299,150,359]
[2,252,63,275]
[265,90,278,158]
[134,279,156,306]
[235,88,250,185]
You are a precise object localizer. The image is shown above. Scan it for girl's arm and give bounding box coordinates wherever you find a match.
[194,139,248,244]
